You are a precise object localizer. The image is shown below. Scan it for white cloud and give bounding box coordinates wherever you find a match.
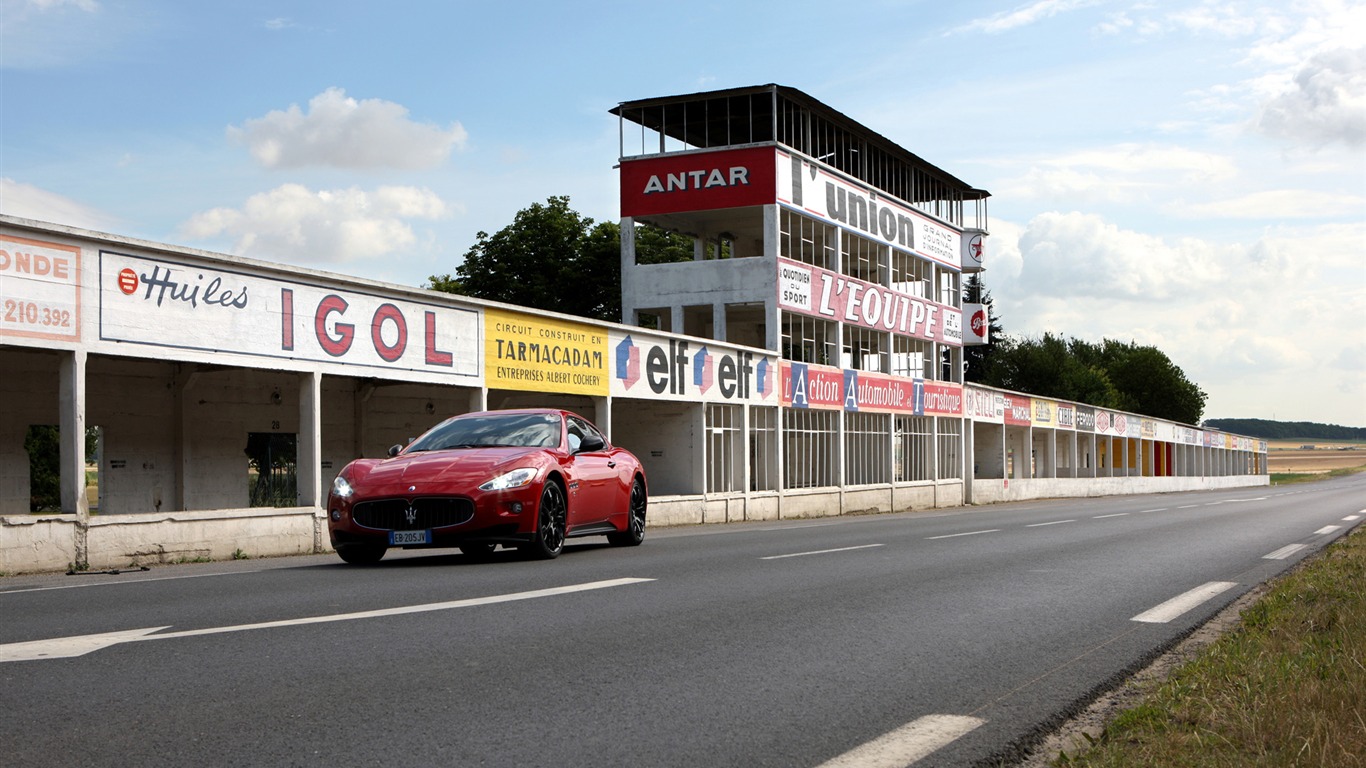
[1,0,106,68]
[1175,188,1366,219]
[1008,211,1229,301]
[179,183,454,265]
[0,177,118,230]
[990,144,1238,205]
[982,213,1366,422]
[949,0,1102,35]
[228,88,468,170]
[1256,46,1366,147]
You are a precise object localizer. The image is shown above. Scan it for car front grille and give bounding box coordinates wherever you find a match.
[352,498,475,530]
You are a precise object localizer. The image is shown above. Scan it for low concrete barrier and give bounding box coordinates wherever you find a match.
[1,474,1269,574]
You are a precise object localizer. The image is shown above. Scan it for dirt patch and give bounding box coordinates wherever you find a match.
[1267,450,1366,474]
[1014,585,1268,767]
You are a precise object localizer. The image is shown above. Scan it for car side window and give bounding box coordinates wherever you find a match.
[567,417,603,453]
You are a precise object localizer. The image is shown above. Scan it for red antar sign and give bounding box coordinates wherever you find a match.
[620,146,776,218]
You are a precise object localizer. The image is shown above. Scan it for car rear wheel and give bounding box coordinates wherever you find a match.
[522,481,566,559]
[608,476,647,547]
[336,543,386,564]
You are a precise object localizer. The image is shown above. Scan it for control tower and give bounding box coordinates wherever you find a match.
[612,84,990,386]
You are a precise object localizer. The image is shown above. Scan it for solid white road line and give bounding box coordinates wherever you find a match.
[926,529,1000,540]
[1131,581,1238,623]
[0,578,654,663]
[1315,525,1343,535]
[761,544,885,560]
[1026,520,1076,527]
[1263,544,1308,560]
[816,714,986,768]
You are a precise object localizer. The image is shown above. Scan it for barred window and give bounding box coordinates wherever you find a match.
[890,248,931,298]
[779,209,836,270]
[841,230,887,284]
[706,404,744,493]
[938,268,960,308]
[896,415,933,482]
[750,406,779,491]
[781,311,837,366]
[891,335,930,380]
[844,411,890,485]
[842,325,887,372]
[783,408,839,489]
[937,418,963,479]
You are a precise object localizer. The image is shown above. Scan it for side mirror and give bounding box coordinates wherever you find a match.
[577,434,606,453]
[388,444,404,457]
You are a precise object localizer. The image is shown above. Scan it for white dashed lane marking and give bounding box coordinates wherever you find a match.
[816,714,986,768]
[1132,581,1238,624]
[761,544,885,560]
[0,578,654,663]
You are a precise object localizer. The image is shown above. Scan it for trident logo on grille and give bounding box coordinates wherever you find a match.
[404,505,418,525]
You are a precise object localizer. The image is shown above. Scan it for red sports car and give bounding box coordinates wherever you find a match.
[326,409,647,564]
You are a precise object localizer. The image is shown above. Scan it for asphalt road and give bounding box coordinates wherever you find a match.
[2,475,1363,767]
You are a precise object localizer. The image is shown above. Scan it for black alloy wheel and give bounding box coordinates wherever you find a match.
[523,481,566,559]
[608,476,647,547]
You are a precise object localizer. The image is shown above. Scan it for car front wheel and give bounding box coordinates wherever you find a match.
[608,476,646,547]
[522,481,566,559]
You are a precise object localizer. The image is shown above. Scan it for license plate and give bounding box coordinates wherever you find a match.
[389,530,431,545]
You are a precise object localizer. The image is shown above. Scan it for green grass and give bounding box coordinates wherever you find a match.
[1059,526,1366,767]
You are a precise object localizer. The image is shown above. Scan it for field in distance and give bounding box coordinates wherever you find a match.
[1266,439,1366,474]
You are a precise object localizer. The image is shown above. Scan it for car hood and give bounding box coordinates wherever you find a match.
[348,447,548,490]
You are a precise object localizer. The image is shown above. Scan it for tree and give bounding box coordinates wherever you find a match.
[979,334,1208,424]
[427,196,691,322]
[962,274,1006,383]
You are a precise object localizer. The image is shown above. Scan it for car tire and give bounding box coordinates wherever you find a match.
[608,476,647,547]
[335,543,386,564]
[521,481,566,560]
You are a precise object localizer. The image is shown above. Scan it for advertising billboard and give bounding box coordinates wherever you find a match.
[99,251,481,380]
[485,309,608,395]
[777,257,963,346]
[1,234,82,343]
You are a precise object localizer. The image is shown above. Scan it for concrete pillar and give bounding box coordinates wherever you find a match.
[592,396,611,439]
[59,349,88,521]
[298,371,322,508]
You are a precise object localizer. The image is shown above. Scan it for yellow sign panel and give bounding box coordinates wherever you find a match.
[1031,398,1055,427]
[484,309,609,395]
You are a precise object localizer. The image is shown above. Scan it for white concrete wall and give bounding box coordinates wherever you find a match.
[87,356,177,515]
[609,400,699,496]
[970,474,1268,505]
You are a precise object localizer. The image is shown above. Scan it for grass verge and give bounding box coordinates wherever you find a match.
[1058,525,1366,767]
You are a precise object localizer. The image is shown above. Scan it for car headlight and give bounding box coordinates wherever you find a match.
[479,467,538,492]
[331,475,355,499]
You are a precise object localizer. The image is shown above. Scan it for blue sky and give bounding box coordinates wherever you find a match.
[3,0,1364,427]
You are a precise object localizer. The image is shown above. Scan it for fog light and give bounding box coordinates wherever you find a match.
[510,502,523,514]
[330,509,341,521]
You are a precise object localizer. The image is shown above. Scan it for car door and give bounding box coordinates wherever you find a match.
[565,416,618,528]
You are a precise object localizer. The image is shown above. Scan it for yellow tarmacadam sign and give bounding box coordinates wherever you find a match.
[484,309,608,395]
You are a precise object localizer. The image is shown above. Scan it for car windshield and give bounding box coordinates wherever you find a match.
[406,412,561,452]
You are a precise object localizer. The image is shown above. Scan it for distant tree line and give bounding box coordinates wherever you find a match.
[1201,419,1366,440]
